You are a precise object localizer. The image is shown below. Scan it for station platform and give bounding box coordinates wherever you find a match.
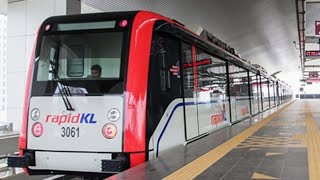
[110,100,316,180]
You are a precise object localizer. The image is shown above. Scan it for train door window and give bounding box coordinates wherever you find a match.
[195,49,228,134]
[146,33,183,142]
[228,64,250,122]
[281,85,284,103]
[181,43,199,140]
[257,75,261,112]
[280,84,283,104]
[269,80,275,107]
[275,82,278,105]
[278,84,281,104]
[249,71,259,115]
[261,76,269,110]
[273,81,279,106]
[284,86,286,102]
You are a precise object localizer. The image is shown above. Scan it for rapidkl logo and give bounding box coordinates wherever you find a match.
[46,113,97,125]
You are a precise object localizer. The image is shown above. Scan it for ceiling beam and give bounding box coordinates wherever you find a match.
[0,0,7,15]
[305,65,320,67]
[295,0,306,76]
[8,0,23,3]
[306,0,320,2]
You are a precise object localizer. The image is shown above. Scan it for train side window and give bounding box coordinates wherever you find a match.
[150,35,171,92]
[150,34,181,96]
[195,49,227,95]
[228,64,249,96]
[261,76,270,110]
[181,43,193,98]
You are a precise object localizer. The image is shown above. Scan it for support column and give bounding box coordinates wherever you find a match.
[7,0,68,130]
[0,0,7,15]
[67,0,81,15]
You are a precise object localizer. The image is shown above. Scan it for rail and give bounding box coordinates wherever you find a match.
[0,123,79,179]
[0,123,20,179]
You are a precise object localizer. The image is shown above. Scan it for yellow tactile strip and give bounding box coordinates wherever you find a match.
[235,136,305,148]
[163,101,295,180]
[251,172,278,179]
[266,121,306,126]
[303,102,320,180]
[265,152,284,156]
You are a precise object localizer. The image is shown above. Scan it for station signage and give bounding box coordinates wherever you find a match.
[305,51,320,57]
[306,78,320,83]
[309,72,318,78]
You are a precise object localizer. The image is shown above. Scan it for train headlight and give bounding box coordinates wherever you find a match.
[30,108,40,121]
[32,122,44,137]
[119,20,128,27]
[107,108,120,122]
[102,123,117,139]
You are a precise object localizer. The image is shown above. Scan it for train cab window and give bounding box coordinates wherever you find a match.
[33,31,126,96]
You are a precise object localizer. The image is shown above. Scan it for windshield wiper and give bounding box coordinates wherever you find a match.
[50,59,74,111]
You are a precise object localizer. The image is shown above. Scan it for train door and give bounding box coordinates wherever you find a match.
[228,64,250,123]
[147,33,184,157]
[194,49,228,134]
[181,43,199,140]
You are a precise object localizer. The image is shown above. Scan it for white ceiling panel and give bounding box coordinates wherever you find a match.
[82,0,300,75]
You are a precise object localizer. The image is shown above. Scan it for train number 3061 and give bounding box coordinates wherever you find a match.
[61,127,80,137]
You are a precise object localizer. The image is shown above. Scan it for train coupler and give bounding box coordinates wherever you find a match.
[101,154,129,172]
[6,155,32,167]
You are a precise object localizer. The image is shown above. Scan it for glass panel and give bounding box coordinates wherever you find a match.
[257,75,261,112]
[181,43,199,139]
[228,64,250,122]
[195,49,228,134]
[269,81,275,107]
[275,82,279,105]
[261,76,269,110]
[249,72,259,115]
[57,21,116,31]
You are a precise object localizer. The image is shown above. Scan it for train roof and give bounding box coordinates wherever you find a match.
[40,10,283,83]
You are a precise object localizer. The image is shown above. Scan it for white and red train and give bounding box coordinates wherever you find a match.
[7,11,292,177]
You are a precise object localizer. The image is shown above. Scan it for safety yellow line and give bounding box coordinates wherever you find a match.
[163,101,295,180]
[304,102,320,180]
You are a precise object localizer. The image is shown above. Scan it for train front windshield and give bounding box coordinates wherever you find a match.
[32,22,128,96]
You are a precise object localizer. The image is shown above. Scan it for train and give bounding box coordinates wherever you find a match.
[7,10,292,177]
